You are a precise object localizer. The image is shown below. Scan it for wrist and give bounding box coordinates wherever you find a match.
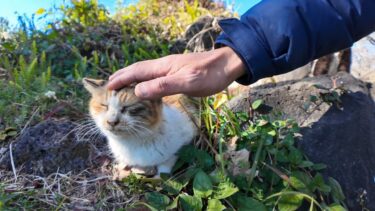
[215,47,246,82]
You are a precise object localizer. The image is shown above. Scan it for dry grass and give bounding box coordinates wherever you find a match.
[0,120,146,210]
[0,165,142,210]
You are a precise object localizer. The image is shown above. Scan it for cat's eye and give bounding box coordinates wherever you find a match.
[100,103,108,110]
[128,106,146,115]
[121,105,129,113]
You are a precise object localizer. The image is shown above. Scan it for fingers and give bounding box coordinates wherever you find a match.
[107,57,173,90]
[134,75,184,99]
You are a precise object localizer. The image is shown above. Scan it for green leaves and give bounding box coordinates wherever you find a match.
[312,163,327,170]
[176,145,214,171]
[328,177,346,201]
[162,178,186,195]
[288,146,303,165]
[207,199,226,211]
[0,128,17,141]
[252,99,263,110]
[289,175,307,191]
[278,194,304,211]
[193,170,213,198]
[213,180,239,199]
[144,192,170,210]
[311,173,331,193]
[179,195,202,211]
[327,203,346,211]
[233,195,267,211]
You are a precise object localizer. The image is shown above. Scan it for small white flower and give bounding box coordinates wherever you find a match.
[44,91,57,99]
[0,32,10,40]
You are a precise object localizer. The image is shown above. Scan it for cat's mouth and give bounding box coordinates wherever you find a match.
[105,126,133,135]
[106,126,123,132]
[105,125,151,138]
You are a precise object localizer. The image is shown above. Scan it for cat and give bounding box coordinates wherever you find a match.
[312,48,351,76]
[82,78,198,179]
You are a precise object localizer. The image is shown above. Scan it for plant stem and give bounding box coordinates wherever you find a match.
[248,137,265,187]
[218,122,227,174]
[264,191,324,210]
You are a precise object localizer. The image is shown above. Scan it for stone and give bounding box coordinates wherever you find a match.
[228,72,375,210]
[249,64,312,88]
[350,32,375,101]
[0,119,108,176]
[351,32,375,81]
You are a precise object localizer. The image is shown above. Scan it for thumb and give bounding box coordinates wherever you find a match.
[135,76,183,99]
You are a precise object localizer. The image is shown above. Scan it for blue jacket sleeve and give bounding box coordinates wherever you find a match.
[216,0,375,84]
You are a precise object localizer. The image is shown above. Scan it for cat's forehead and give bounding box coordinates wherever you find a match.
[92,87,138,104]
[112,88,138,104]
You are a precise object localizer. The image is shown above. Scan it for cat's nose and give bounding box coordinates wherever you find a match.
[107,119,119,127]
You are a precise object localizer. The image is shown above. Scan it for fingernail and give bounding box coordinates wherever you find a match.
[136,84,148,98]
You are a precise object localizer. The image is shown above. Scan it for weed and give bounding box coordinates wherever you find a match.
[127,99,348,210]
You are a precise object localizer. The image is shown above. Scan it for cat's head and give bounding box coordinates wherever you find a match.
[82,78,163,138]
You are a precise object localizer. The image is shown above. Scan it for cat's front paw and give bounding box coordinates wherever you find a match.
[132,166,157,177]
[112,164,132,180]
[112,164,158,180]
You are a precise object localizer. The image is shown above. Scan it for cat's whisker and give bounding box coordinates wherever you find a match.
[57,121,96,143]
[125,125,150,139]
[75,124,95,137]
[72,122,97,135]
[130,126,153,138]
[83,127,100,139]
[78,126,100,141]
[73,120,96,127]
[126,119,154,136]
[86,129,101,142]
[125,125,142,139]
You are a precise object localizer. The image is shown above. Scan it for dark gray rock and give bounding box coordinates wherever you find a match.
[0,119,107,176]
[228,72,375,210]
[300,91,375,210]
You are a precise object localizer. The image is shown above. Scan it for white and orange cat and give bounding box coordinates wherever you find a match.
[82,78,198,178]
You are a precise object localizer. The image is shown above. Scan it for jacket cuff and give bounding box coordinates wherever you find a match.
[215,18,274,85]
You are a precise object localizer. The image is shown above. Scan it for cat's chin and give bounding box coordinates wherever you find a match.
[104,128,140,138]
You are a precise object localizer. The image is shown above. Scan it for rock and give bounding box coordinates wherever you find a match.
[351,32,375,100]
[249,64,312,88]
[228,72,375,210]
[351,32,375,81]
[0,119,108,176]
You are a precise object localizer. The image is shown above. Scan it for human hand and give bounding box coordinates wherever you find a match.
[107,47,246,99]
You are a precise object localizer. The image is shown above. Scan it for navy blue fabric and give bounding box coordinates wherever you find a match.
[216,0,375,84]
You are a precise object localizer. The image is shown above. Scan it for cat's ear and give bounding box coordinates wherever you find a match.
[82,78,107,95]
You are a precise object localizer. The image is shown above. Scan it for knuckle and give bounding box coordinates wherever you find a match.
[157,79,170,92]
[189,66,206,79]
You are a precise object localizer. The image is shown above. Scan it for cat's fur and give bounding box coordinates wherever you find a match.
[82,78,198,178]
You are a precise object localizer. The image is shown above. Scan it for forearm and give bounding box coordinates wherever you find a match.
[216,0,375,84]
